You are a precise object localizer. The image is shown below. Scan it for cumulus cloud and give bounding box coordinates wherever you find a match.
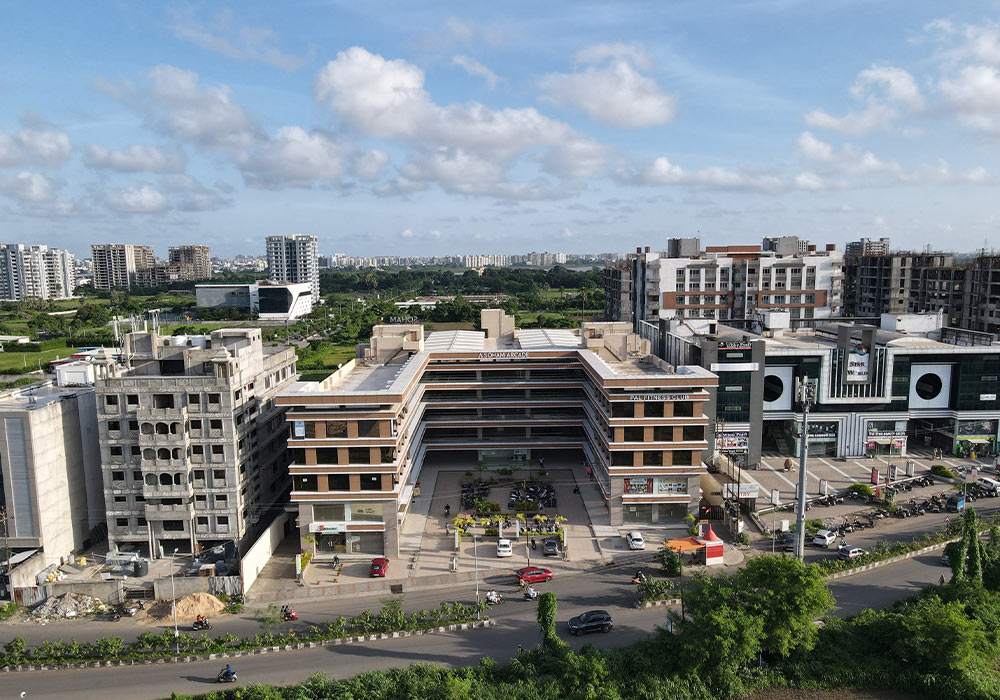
[796,131,901,176]
[805,65,922,135]
[452,55,501,89]
[4,127,73,166]
[354,149,389,181]
[938,64,1000,135]
[0,129,21,166]
[0,171,56,203]
[539,44,675,128]
[574,42,654,71]
[160,174,233,211]
[618,156,782,192]
[83,143,185,173]
[104,184,169,213]
[237,126,350,188]
[168,7,307,71]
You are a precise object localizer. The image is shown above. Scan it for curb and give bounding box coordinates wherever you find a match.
[636,597,681,609]
[0,619,494,674]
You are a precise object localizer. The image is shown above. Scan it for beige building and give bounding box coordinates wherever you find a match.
[90,244,155,290]
[169,245,212,280]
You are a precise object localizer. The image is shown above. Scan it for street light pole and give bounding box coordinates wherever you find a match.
[171,548,179,654]
[473,535,480,618]
[793,378,817,560]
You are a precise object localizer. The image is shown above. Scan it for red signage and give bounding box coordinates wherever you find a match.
[870,467,879,485]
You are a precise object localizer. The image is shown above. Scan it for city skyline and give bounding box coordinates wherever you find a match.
[2,2,999,258]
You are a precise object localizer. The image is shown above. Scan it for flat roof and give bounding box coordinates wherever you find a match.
[709,322,993,352]
[0,381,90,411]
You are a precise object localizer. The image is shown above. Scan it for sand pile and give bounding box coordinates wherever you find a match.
[138,592,225,625]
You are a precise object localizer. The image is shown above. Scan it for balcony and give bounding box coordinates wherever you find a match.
[145,503,195,520]
[136,406,187,421]
[142,482,194,499]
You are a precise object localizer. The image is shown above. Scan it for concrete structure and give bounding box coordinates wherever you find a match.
[968,255,1000,337]
[845,237,890,257]
[277,310,718,560]
[266,235,319,298]
[195,281,313,321]
[606,240,844,328]
[658,311,1000,465]
[0,244,76,300]
[762,236,809,256]
[844,252,957,318]
[93,328,298,558]
[169,245,212,280]
[0,378,104,569]
[90,244,155,290]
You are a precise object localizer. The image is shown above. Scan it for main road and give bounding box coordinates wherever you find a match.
[7,549,953,700]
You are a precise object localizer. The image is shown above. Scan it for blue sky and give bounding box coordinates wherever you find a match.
[1,1,999,258]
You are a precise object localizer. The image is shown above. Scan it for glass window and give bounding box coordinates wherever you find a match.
[672,451,694,466]
[623,427,644,442]
[349,503,383,521]
[611,403,635,418]
[314,504,347,520]
[642,451,663,466]
[348,447,370,465]
[325,421,348,438]
[683,425,704,441]
[294,475,318,491]
[644,402,664,417]
[359,474,382,491]
[611,451,633,466]
[673,402,694,417]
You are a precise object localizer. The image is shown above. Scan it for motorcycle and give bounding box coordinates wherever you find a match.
[523,589,538,601]
[217,668,238,683]
[485,591,504,605]
[193,619,213,631]
[281,609,298,621]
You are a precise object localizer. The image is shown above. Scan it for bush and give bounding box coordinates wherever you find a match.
[0,602,20,622]
[658,547,682,577]
[848,483,875,497]
[932,464,956,479]
[637,577,674,603]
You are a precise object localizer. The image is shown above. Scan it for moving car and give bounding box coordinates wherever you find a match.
[542,537,560,556]
[626,531,645,550]
[813,530,837,548]
[567,610,613,636]
[515,566,553,584]
[838,547,867,560]
[496,539,513,558]
[369,557,389,577]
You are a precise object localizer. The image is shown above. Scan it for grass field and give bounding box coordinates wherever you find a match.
[0,345,78,373]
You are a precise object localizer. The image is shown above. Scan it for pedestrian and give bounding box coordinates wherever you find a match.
[945,515,951,527]
[939,575,946,587]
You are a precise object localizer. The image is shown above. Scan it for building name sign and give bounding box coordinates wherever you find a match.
[628,393,689,401]
[309,522,346,533]
[717,341,752,350]
[478,351,528,360]
[982,394,997,402]
[710,362,759,372]
[388,316,418,324]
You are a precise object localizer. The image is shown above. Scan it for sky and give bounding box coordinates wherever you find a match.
[1,1,1000,259]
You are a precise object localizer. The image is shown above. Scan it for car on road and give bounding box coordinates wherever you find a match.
[813,530,837,548]
[838,547,867,560]
[496,539,513,558]
[515,566,553,584]
[369,557,389,577]
[542,537,560,556]
[567,610,613,636]
[626,531,645,550]
[778,532,796,552]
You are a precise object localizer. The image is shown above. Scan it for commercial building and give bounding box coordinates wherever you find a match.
[606,239,844,328]
[0,377,105,570]
[277,310,718,560]
[0,243,76,300]
[658,311,1000,466]
[93,328,298,558]
[90,244,155,290]
[168,245,212,280]
[266,235,319,298]
[195,281,313,321]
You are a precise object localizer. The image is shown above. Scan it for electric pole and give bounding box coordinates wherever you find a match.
[794,377,817,560]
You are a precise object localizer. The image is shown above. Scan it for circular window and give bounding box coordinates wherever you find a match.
[763,375,784,403]
[915,373,942,400]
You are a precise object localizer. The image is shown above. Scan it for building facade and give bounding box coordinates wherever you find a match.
[0,244,76,300]
[266,235,319,298]
[845,237,891,257]
[277,310,717,560]
[168,245,212,280]
[195,281,313,321]
[93,329,298,557]
[90,244,155,290]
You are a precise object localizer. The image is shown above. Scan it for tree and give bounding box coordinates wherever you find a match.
[536,591,559,646]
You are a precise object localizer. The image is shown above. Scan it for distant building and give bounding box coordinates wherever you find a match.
[266,235,319,298]
[762,236,809,256]
[90,244,155,290]
[168,245,212,280]
[195,281,313,321]
[94,328,298,557]
[0,243,76,300]
[845,237,890,257]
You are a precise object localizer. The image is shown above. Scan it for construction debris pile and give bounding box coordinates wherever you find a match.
[31,593,108,620]
[138,592,225,624]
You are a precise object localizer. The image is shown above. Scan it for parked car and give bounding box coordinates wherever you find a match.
[940,553,951,567]
[813,530,837,548]
[838,547,867,560]
[542,537,560,556]
[778,532,796,552]
[496,539,513,558]
[567,610,613,636]
[626,531,645,550]
[369,557,389,577]
[515,566,553,584]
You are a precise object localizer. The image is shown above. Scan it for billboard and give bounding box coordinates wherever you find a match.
[717,430,749,453]
[845,342,870,382]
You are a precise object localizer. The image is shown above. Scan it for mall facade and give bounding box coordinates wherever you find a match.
[277,310,718,559]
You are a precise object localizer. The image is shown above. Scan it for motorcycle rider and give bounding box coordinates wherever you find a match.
[525,585,537,600]
[221,663,234,680]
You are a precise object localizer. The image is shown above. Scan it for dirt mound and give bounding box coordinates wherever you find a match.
[138,592,225,625]
[31,593,108,620]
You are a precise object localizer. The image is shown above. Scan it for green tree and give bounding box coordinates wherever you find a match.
[536,591,560,648]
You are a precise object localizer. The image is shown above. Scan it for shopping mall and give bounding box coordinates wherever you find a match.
[276,310,718,559]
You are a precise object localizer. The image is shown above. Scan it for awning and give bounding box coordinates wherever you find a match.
[664,537,705,552]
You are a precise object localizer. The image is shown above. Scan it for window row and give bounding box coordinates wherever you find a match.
[293,473,391,492]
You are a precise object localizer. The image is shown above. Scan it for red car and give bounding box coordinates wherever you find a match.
[369,557,389,577]
[515,566,553,584]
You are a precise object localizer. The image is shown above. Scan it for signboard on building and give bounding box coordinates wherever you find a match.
[716,430,749,453]
[655,478,687,494]
[981,394,997,402]
[309,522,346,533]
[722,482,759,499]
[478,351,528,360]
[293,420,305,438]
[628,393,689,401]
[625,478,651,494]
[717,341,752,350]
[845,342,870,382]
[710,362,759,372]
[956,420,998,439]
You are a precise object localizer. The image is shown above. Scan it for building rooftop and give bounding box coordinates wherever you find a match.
[0,380,91,411]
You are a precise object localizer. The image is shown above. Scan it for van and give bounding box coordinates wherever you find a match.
[976,476,1000,492]
[812,530,837,548]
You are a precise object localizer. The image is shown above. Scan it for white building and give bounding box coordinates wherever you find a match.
[195,281,313,321]
[266,235,319,298]
[0,244,76,300]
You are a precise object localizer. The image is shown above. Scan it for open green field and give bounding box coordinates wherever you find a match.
[0,345,78,373]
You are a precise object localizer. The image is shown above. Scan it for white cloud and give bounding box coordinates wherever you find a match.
[938,64,1000,135]
[160,174,232,211]
[794,172,825,191]
[0,129,22,166]
[354,149,389,181]
[616,155,783,192]
[851,66,924,110]
[168,8,306,71]
[796,131,900,177]
[540,137,613,178]
[539,46,675,128]
[237,126,350,188]
[13,128,72,166]
[805,65,921,135]
[83,144,185,173]
[104,184,169,213]
[398,228,415,239]
[0,171,56,203]
[452,55,501,89]
[574,42,654,72]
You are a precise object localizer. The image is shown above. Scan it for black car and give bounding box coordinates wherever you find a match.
[567,610,613,636]
[778,532,796,552]
[542,537,560,556]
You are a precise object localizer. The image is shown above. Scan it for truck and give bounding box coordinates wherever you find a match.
[947,494,966,512]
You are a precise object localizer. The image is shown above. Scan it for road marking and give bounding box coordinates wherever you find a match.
[761,466,797,489]
[817,458,854,481]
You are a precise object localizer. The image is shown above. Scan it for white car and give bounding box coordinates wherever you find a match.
[496,539,513,558]
[626,531,645,550]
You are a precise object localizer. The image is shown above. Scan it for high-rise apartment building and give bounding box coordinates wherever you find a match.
[169,245,212,280]
[94,329,297,557]
[266,235,319,298]
[90,244,155,290]
[845,237,890,257]
[0,244,76,300]
[843,253,956,318]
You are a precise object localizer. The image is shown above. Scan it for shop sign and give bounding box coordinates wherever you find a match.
[722,482,759,499]
[893,437,907,449]
[797,422,838,439]
[716,431,749,452]
[956,420,998,439]
[625,478,651,494]
[710,362,759,372]
[845,342,870,382]
[309,522,346,533]
[628,393,689,401]
[870,466,879,485]
[717,341,752,350]
[655,478,687,494]
[478,351,528,360]
[388,315,418,323]
[293,420,305,438]
[981,394,997,402]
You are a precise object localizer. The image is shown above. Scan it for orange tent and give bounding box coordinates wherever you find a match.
[664,536,705,553]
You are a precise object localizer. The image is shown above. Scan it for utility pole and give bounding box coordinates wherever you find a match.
[794,377,817,560]
[1,507,10,584]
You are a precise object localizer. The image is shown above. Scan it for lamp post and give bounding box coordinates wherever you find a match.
[171,547,179,655]
[473,535,480,618]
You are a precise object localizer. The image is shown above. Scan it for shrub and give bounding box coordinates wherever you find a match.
[658,546,682,576]
[932,464,956,479]
[848,483,875,497]
[0,602,20,622]
[637,577,673,603]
